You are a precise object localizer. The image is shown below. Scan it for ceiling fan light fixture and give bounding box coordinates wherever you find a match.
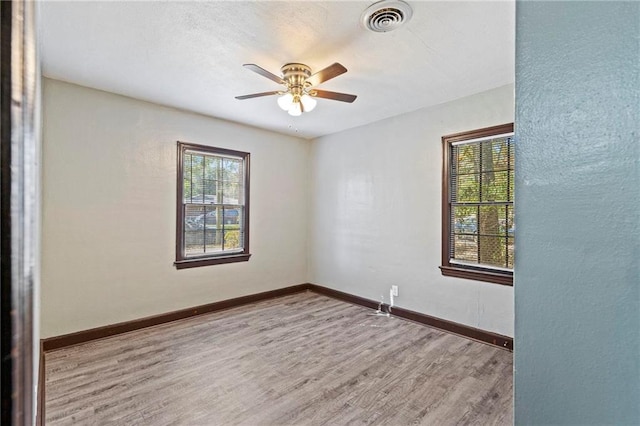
[300,94,317,112]
[237,62,356,116]
[277,93,294,111]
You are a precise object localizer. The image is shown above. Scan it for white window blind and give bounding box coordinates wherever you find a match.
[449,134,514,270]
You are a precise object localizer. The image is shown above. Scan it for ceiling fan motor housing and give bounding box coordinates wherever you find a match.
[281,63,312,97]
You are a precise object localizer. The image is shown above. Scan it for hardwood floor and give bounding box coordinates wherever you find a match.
[45,291,513,425]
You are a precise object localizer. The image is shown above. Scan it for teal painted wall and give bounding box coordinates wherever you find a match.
[515,1,640,424]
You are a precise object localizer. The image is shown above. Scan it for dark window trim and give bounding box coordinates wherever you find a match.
[175,141,251,269]
[441,123,514,286]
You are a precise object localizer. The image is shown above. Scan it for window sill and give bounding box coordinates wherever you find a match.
[175,253,251,269]
[440,265,513,286]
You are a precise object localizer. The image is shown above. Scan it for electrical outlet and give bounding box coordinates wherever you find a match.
[391,285,398,297]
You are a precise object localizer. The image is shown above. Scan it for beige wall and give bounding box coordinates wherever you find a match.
[309,84,515,336]
[42,79,514,339]
[41,79,310,337]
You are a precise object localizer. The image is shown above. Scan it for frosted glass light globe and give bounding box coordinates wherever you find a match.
[277,93,294,111]
[288,101,302,116]
[300,94,317,112]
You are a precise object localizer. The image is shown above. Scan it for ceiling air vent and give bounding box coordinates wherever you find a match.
[361,0,413,33]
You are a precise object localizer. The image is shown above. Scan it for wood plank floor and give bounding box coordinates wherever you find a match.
[45,291,513,425]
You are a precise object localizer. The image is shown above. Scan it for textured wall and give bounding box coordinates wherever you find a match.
[310,85,515,337]
[515,1,640,424]
[41,79,310,338]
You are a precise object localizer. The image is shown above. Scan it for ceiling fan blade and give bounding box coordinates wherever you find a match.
[243,64,285,85]
[311,89,357,103]
[306,63,348,87]
[235,91,281,100]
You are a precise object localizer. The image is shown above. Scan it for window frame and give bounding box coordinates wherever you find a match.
[174,141,251,269]
[440,123,514,286]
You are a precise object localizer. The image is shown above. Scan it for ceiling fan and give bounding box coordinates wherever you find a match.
[235,62,357,116]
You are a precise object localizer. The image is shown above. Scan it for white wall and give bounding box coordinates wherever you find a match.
[41,79,310,338]
[309,84,515,336]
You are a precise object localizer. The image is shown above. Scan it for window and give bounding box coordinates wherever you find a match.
[175,142,250,269]
[440,123,514,286]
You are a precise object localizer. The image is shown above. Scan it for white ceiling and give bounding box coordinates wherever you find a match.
[40,1,514,139]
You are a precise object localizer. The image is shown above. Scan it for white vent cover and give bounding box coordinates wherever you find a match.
[361,0,413,33]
